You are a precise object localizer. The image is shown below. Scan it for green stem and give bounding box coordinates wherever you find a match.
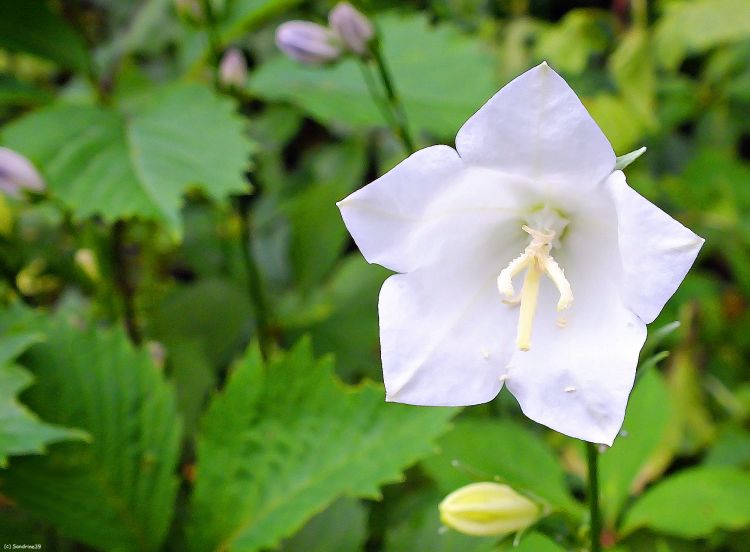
[237,198,272,356]
[199,0,223,83]
[368,40,417,154]
[112,220,141,344]
[358,60,399,134]
[586,442,602,552]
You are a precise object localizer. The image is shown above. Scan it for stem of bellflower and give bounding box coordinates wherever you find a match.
[366,38,416,153]
[586,442,602,552]
[197,1,273,356]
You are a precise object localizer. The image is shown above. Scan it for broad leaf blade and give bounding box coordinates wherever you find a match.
[0,332,87,468]
[2,84,253,233]
[0,318,182,552]
[621,467,750,538]
[187,339,456,552]
[421,417,579,513]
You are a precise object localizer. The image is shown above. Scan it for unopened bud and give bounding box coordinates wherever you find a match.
[438,482,540,537]
[74,248,100,282]
[275,21,342,65]
[329,2,374,56]
[146,341,167,369]
[219,48,248,89]
[0,147,45,198]
[174,0,203,24]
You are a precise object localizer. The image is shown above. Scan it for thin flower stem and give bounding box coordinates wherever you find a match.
[368,40,417,154]
[358,60,400,134]
[237,197,272,356]
[197,1,272,354]
[586,442,602,552]
[112,220,141,344]
[198,0,223,84]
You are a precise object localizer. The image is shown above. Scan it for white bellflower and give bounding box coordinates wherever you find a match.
[337,63,704,445]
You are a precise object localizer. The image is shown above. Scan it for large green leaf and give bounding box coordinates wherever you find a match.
[0,0,91,73]
[0,332,87,468]
[187,339,456,551]
[599,369,672,527]
[280,497,367,552]
[0,318,182,552]
[249,13,498,138]
[655,0,750,70]
[421,417,579,513]
[621,467,750,538]
[285,139,367,290]
[2,84,252,234]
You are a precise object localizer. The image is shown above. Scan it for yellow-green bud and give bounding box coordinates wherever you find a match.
[438,482,540,537]
[74,248,100,283]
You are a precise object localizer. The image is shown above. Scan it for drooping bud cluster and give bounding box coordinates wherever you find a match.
[219,47,248,89]
[0,147,45,197]
[438,482,540,537]
[275,2,374,65]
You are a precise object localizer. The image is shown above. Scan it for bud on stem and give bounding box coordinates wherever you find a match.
[439,482,540,537]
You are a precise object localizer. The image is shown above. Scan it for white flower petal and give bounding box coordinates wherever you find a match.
[337,145,526,273]
[608,170,705,323]
[505,203,646,445]
[455,63,615,190]
[379,227,523,406]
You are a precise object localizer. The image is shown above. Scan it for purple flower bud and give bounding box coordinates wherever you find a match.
[329,2,374,55]
[0,147,45,197]
[219,48,248,88]
[275,21,342,65]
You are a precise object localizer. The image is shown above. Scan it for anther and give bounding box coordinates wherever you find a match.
[496,223,573,351]
[564,386,576,393]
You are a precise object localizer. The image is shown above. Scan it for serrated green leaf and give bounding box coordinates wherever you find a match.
[249,13,497,138]
[187,339,456,552]
[0,332,87,468]
[621,467,750,538]
[0,0,92,73]
[0,318,182,552]
[2,84,252,234]
[600,369,672,527]
[421,417,578,513]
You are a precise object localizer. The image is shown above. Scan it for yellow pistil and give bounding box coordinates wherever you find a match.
[497,225,573,351]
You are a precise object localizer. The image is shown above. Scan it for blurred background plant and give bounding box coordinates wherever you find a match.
[0,0,749,551]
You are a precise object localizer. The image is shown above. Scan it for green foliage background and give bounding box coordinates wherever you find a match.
[0,0,749,550]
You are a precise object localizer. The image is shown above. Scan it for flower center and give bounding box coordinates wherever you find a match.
[497,223,573,351]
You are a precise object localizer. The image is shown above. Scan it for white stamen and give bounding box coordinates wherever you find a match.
[496,221,573,351]
[481,347,490,359]
[564,386,576,393]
